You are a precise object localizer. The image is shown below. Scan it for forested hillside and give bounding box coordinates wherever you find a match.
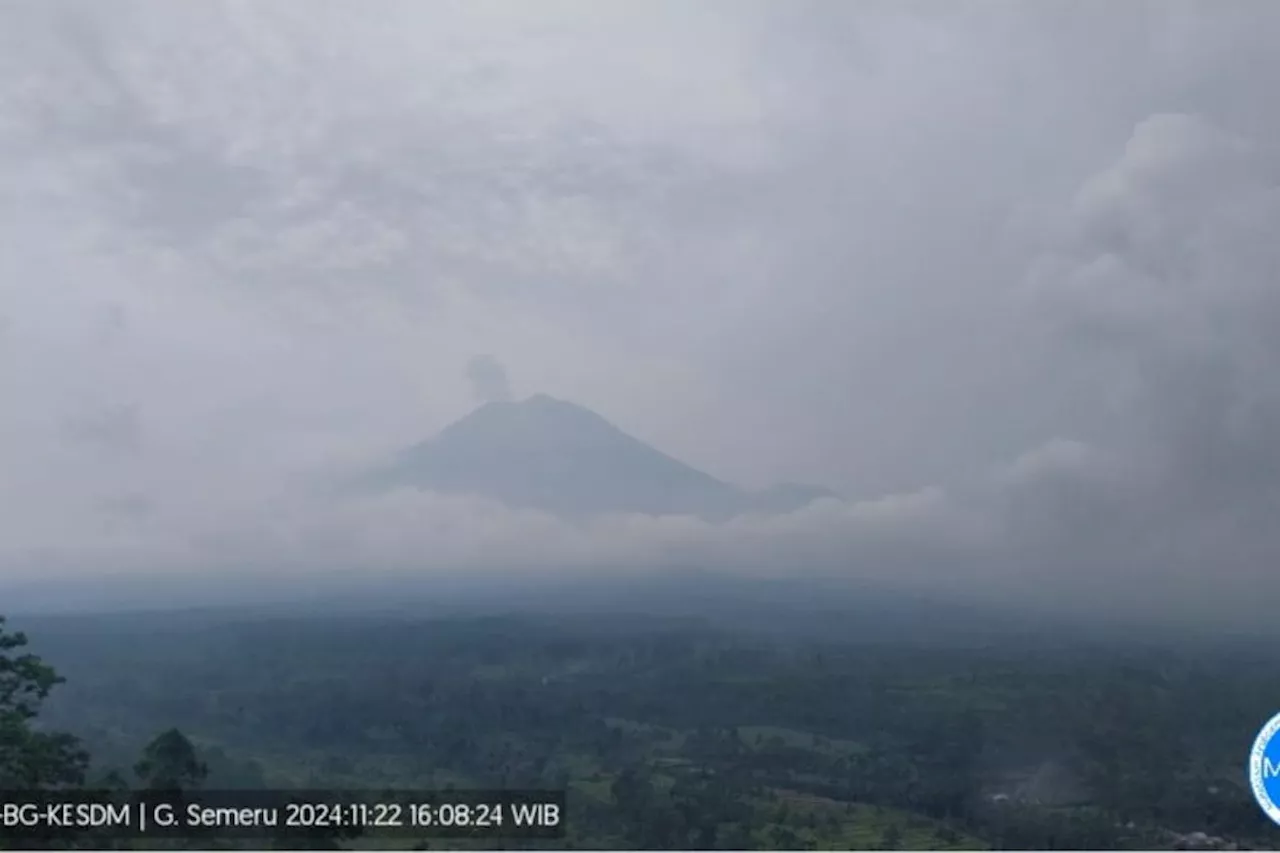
[7,610,1280,850]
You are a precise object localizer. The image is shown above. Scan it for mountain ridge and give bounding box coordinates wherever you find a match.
[361,394,839,520]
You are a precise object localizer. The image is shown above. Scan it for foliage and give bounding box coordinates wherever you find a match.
[135,728,208,791]
[11,609,1280,849]
[0,616,88,790]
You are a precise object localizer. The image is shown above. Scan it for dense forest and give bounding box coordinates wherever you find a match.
[5,607,1280,850]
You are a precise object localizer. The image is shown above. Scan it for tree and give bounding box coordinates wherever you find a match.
[0,616,88,789]
[768,825,801,848]
[135,728,207,791]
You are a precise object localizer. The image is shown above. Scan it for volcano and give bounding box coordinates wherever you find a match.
[361,394,838,520]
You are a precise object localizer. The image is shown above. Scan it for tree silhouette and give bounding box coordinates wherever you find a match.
[0,616,88,789]
[135,728,208,792]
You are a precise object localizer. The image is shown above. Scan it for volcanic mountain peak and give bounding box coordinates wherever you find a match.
[363,394,838,520]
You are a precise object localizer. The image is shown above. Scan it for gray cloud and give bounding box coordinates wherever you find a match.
[465,354,513,404]
[62,402,143,454]
[1,2,1279,633]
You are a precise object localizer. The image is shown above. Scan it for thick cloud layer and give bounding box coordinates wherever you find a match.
[1,2,1279,631]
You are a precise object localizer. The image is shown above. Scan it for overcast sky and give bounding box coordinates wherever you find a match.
[2,1,1279,629]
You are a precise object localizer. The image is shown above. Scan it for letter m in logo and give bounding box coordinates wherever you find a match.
[1265,757,1280,779]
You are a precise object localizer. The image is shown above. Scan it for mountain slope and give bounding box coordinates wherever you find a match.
[364,395,743,518]
[362,394,838,520]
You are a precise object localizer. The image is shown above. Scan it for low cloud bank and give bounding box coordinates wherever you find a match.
[0,430,1271,632]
